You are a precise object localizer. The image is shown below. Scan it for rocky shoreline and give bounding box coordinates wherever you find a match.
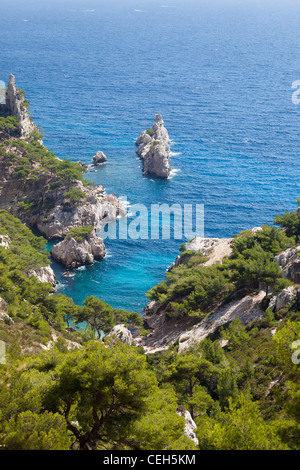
[137,232,300,354]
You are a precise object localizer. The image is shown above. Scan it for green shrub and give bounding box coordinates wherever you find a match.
[146,128,155,136]
[64,187,87,202]
[17,200,34,212]
[65,225,94,242]
[0,116,20,137]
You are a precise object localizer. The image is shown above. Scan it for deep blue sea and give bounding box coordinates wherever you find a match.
[1,0,300,311]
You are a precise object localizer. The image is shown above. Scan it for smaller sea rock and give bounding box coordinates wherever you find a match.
[92,151,107,165]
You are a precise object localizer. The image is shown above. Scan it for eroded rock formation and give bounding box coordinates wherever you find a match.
[92,151,107,165]
[0,74,36,139]
[50,228,106,269]
[106,324,133,346]
[136,114,171,178]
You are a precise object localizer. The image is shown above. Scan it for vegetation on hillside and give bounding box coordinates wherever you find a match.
[0,136,88,185]
[0,110,92,224]
[0,210,141,350]
[0,194,299,449]
[146,223,294,318]
[0,116,20,138]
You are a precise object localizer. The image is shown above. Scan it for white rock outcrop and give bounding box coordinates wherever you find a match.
[5,74,36,139]
[28,265,56,287]
[176,408,199,446]
[51,228,106,269]
[92,151,107,165]
[107,324,133,346]
[178,290,265,352]
[0,235,10,249]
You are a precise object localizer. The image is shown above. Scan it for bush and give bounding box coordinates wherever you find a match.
[146,128,155,136]
[65,225,94,242]
[64,187,87,202]
[0,116,20,137]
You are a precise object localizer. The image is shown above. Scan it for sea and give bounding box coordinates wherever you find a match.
[1,0,300,312]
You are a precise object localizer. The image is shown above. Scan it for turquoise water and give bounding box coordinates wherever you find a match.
[1,0,300,311]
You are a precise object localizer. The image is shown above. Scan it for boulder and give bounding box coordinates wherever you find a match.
[142,301,166,330]
[92,151,107,165]
[28,265,56,287]
[107,324,133,346]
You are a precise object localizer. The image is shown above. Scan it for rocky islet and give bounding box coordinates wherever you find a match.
[136,113,171,179]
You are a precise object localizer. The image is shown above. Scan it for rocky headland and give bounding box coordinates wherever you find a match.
[138,227,300,354]
[0,75,126,270]
[136,114,171,178]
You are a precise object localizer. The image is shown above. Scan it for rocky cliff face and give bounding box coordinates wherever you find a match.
[36,183,126,240]
[273,245,300,284]
[0,159,126,241]
[28,265,56,288]
[136,114,171,178]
